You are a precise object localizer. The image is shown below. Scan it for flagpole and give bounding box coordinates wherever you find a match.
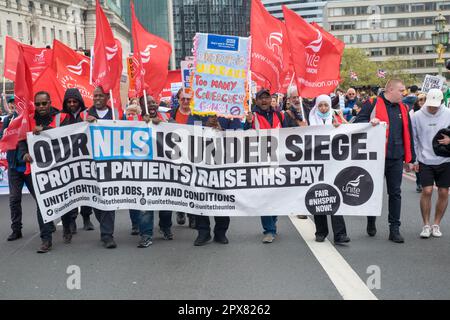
[89,46,94,85]
[143,89,149,115]
[288,73,295,88]
[109,89,115,120]
[248,71,252,113]
[2,77,6,113]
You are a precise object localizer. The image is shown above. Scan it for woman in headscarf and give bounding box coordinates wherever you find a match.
[308,95,351,244]
[308,94,346,126]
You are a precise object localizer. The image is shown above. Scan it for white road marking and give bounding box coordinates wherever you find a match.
[289,216,378,300]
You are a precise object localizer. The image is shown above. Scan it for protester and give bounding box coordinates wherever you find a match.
[85,86,118,249]
[131,94,174,248]
[348,100,363,123]
[170,89,240,246]
[60,88,95,237]
[189,114,241,246]
[308,95,350,244]
[343,88,359,121]
[410,93,427,192]
[0,95,56,242]
[244,88,286,244]
[411,89,450,239]
[285,86,309,127]
[18,91,67,253]
[403,85,419,110]
[355,79,415,243]
[170,88,196,229]
[284,86,308,219]
[5,96,16,116]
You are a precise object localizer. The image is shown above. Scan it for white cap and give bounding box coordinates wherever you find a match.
[424,88,443,107]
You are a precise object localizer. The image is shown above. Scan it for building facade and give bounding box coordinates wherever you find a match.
[324,0,450,80]
[0,0,130,94]
[172,0,250,68]
[262,0,328,25]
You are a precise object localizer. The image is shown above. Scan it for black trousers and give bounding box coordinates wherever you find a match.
[93,208,115,241]
[8,168,33,232]
[314,215,347,240]
[158,211,172,230]
[367,158,403,230]
[70,206,93,220]
[19,172,57,242]
[196,216,230,236]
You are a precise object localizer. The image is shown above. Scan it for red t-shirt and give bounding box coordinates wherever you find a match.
[175,111,189,124]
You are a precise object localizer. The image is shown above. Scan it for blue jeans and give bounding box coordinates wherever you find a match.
[129,210,141,228]
[261,216,278,235]
[139,211,154,237]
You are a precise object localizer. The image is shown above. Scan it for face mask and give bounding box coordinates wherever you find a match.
[317,110,331,119]
[352,109,358,116]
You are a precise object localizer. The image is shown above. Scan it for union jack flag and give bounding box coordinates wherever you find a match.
[377,69,386,78]
[350,70,358,81]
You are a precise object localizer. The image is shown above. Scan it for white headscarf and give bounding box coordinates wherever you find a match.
[309,95,333,126]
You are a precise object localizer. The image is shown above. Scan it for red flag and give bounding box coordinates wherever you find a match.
[108,39,123,111]
[159,70,182,100]
[250,0,291,94]
[92,0,122,92]
[131,0,172,97]
[0,47,34,152]
[3,36,52,82]
[283,6,344,98]
[33,40,95,109]
[32,67,65,110]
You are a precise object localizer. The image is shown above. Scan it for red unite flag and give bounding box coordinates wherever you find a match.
[3,36,52,82]
[283,6,344,98]
[92,0,122,92]
[0,47,34,152]
[33,40,95,109]
[131,0,172,98]
[250,0,291,94]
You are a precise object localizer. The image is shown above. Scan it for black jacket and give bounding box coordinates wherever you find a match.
[355,93,415,162]
[17,107,61,161]
[61,88,87,126]
[433,126,450,157]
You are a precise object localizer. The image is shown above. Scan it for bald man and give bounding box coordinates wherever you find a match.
[355,79,416,243]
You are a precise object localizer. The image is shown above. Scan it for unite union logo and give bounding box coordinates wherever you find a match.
[140,44,158,64]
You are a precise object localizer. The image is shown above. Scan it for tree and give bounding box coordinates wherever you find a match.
[339,48,417,89]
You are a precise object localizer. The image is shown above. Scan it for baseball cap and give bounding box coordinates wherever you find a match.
[256,88,271,99]
[7,96,14,103]
[424,88,443,108]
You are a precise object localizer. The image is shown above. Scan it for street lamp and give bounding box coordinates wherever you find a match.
[431,13,450,76]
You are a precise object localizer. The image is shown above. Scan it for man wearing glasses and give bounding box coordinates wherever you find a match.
[18,91,68,253]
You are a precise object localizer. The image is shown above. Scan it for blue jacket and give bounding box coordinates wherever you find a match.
[0,112,26,171]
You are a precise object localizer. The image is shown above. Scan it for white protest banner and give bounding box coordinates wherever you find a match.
[192,33,249,117]
[28,121,386,223]
[421,74,445,93]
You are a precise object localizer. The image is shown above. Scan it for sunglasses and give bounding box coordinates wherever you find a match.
[34,101,49,107]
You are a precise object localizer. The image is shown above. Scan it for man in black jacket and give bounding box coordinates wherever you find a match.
[0,98,54,241]
[355,79,415,243]
[19,91,66,252]
[85,86,117,249]
[61,88,95,238]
